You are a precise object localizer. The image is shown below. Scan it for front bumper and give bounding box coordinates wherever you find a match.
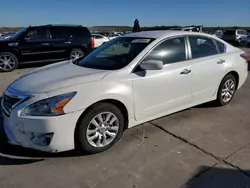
[2,108,83,153]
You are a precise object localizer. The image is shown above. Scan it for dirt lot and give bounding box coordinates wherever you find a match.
[0,48,250,188]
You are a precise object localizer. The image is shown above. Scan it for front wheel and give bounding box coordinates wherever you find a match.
[0,52,18,72]
[76,103,124,154]
[216,74,237,106]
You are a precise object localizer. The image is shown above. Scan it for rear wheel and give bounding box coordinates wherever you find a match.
[0,52,18,72]
[76,103,124,154]
[70,48,84,60]
[216,74,237,106]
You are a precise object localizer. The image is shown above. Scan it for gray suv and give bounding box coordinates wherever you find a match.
[223,29,248,44]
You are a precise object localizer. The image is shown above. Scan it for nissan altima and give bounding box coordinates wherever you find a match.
[1,31,248,154]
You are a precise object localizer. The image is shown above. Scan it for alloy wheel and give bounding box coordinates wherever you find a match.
[0,54,16,71]
[70,50,84,60]
[86,112,119,148]
[221,79,235,103]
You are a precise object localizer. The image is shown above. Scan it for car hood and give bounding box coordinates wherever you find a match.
[10,60,110,94]
[0,38,16,43]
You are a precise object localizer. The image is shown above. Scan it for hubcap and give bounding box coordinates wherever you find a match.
[221,79,235,103]
[86,112,119,148]
[71,51,83,60]
[0,55,16,71]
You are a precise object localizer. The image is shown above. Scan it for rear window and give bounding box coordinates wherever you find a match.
[237,30,247,35]
[214,40,226,53]
[69,27,91,38]
[224,30,236,35]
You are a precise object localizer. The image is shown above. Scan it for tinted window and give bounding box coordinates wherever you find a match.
[50,27,68,39]
[144,37,186,65]
[70,27,91,38]
[237,30,247,35]
[25,28,48,40]
[189,36,218,59]
[77,37,154,70]
[224,30,236,35]
[214,40,226,53]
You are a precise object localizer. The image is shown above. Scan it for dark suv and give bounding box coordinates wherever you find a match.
[0,25,94,72]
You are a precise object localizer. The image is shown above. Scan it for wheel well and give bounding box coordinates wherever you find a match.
[74,99,129,149]
[0,50,19,61]
[227,71,239,89]
[70,46,86,53]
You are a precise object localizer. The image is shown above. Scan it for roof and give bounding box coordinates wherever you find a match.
[122,30,210,39]
[28,24,86,28]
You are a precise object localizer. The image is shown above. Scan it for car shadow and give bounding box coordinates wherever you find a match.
[194,101,218,109]
[184,165,250,188]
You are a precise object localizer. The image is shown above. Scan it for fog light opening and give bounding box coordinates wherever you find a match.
[31,133,54,146]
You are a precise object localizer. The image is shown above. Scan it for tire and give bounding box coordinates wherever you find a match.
[76,103,124,154]
[70,48,85,60]
[0,52,18,72]
[216,74,237,106]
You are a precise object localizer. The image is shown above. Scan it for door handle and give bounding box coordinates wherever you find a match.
[217,59,225,64]
[64,41,71,44]
[41,43,50,46]
[180,69,191,75]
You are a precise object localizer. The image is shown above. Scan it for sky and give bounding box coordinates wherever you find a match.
[0,0,250,27]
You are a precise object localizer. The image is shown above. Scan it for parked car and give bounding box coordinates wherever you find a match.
[1,31,248,154]
[247,30,250,45]
[0,32,15,39]
[222,29,248,45]
[0,25,94,72]
[108,34,120,40]
[168,25,203,33]
[92,34,109,48]
[212,30,223,38]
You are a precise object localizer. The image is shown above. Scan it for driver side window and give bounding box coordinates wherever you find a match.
[144,37,186,65]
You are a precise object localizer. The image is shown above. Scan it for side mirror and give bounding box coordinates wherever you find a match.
[140,60,163,70]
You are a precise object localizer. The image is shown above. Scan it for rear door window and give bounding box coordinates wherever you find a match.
[70,27,91,38]
[214,40,226,53]
[50,27,68,39]
[189,36,218,59]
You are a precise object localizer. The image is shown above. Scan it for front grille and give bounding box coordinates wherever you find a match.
[1,89,30,116]
[2,94,21,115]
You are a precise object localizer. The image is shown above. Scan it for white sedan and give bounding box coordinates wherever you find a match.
[1,31,248,154]
[92,34,109,48]
[108,34,120,40]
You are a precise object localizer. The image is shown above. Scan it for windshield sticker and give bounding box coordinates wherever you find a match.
[131,39,151,43]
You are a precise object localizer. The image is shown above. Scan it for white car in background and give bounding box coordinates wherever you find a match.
[92,34,109,48]
[1,31,248,154]
[108,34,120,40]
[168,26,203,33]
[212,30,223,38]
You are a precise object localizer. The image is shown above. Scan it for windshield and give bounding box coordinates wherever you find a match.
[76,37,154,70]
[10,27,27,39]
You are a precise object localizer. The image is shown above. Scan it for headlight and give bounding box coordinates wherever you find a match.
[22,92,76,116]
